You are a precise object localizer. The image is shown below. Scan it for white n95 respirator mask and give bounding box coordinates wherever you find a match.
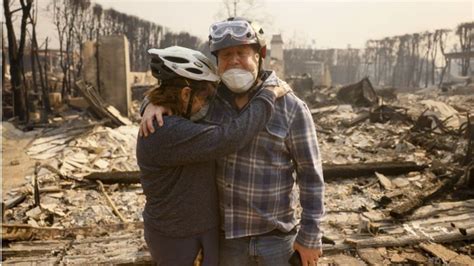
[221,69,257,94]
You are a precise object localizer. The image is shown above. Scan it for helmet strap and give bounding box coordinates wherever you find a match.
[184,79,196,119]
[256,51,264,82]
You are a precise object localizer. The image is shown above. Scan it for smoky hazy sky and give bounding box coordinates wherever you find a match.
[12,0,474,49]
[94,0,473,49]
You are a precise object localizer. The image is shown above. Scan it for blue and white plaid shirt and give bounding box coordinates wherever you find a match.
[204,71,325,248]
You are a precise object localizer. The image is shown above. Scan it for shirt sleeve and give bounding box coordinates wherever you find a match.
[137,90,276,167]
[287,100,325,249]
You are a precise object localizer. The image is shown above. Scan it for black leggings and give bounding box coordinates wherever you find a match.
[144,225,219,266]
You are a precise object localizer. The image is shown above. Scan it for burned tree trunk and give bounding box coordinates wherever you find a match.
[456,22,474,76]
[438,29,450,86]
[2,25,5,86]
[30,36,38,94]
[29,10,51,114]
[43,38,50,96]
[3,0,33,122]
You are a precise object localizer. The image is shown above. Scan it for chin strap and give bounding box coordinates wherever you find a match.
[245,53,264,94]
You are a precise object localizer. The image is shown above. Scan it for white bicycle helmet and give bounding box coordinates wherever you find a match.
[148,46,220,82]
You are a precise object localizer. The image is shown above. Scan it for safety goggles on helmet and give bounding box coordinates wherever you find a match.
[209,20,255,42]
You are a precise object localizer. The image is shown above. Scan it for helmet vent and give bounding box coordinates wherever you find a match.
[186,68,203,74]
[163,56,190,64]
[198,59,212,70]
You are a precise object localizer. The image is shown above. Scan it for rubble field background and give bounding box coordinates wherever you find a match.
[2,85,474,265]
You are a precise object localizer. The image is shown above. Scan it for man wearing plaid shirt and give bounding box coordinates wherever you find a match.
[141,17,324,266]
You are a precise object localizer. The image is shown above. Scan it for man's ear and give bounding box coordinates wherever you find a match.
[255,52,260,61]
[180,87,192,103]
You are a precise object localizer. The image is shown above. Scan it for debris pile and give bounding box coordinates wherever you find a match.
[4,117,142,226]
[2,78,474,265]
[313,79,474,264]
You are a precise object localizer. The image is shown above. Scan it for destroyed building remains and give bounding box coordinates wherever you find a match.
[2,76,474,264]
[2,1,474,264]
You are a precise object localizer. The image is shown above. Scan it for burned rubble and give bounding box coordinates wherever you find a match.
[2,78,473,265]
[2,1,473,264]
[310,79,474,264]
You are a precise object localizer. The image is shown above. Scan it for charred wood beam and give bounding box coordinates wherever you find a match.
[84,171,141,184]
[83,162,427,184]
[344,227,474,249]
[3,193,27,210]
[389,172,462,219]
[1,222,144,241]
[323,162,427,180]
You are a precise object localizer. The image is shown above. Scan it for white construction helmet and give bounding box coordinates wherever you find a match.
[148,46,220,82]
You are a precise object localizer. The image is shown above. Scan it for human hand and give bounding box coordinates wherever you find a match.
[293,241,322,266]
[265,85,291,98]
[139,104,172,137]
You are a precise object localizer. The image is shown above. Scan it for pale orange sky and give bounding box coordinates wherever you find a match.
[6,0,474,50]
[94,0,473,49]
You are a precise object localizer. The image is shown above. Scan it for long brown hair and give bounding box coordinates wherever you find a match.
[146,77,216,116]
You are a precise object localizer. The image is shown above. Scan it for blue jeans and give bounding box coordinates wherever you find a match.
[218,230,297,266]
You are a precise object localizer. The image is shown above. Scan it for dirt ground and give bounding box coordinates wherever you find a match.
[2,122,38,193]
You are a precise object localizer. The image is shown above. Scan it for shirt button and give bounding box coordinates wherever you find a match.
[226,184,231,188]
[227,203,231,207]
